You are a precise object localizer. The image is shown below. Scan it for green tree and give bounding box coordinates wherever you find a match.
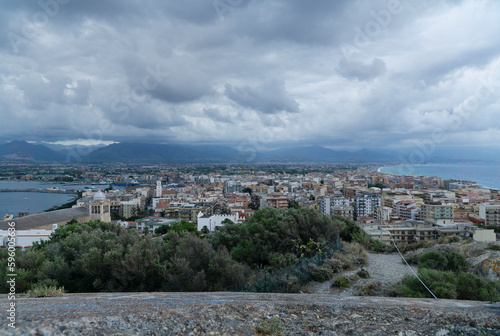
[211,207,340,270]
[242,187,252,194]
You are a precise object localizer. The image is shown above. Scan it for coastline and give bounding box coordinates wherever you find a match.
[0,190,78,219]
[377,163,500,190]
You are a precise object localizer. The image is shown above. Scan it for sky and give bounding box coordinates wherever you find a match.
[1,0,500,155]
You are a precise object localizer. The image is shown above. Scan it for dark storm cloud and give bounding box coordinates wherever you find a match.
[225,78,300,114]
[0,0,499,148]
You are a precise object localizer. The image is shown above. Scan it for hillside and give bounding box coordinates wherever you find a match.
[0,140,65,162]
[84,142,244,163]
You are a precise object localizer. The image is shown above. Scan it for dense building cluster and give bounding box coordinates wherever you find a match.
[1,164,499,247]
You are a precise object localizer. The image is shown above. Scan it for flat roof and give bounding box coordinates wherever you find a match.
[0,207,89,230]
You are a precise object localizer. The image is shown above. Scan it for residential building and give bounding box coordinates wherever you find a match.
[480,204,500,226]
[332,205,354,220]
[420,202,454,224]
[354,194,379,218]
[260,195,288,210]
[318,196,330,215]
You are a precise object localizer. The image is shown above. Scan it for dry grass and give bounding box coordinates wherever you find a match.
[25,285,65,298]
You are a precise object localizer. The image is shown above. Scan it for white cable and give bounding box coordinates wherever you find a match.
[387,230,438,300]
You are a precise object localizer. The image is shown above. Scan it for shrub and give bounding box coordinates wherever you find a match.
[211,207,340,270]
[369,240,390,253]
[418,250,467,273]
[334,215,370,246]
[398,269,500,301]
[456,273,500,301]
[310,264,335,282]
[343,242,368,265]
[356,280,381,296]
[357,268,370,279]
[25,284,65,298]
[254,317,283,335]
[332,276,350,288]
[329,252,357,271]
[400,240,434,254]
[400,268,457,299]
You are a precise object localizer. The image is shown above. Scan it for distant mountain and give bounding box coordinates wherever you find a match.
[84,142,245,163]
[0,141,399,164]
[0,140,65,162]
[257,145,395,163]
[43,143,110,153]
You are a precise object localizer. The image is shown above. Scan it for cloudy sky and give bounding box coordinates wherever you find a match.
[1,0,499,153]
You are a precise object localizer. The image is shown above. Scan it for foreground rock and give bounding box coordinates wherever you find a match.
[1,292,498,335]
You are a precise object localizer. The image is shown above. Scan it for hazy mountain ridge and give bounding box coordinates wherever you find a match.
[0,140,65,162]
[0,141,496,164]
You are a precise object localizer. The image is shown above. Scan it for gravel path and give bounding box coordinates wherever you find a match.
[0,293,498,335]
[310,253,418,296]
[365,253,417,283]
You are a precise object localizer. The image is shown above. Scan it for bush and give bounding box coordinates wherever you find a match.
[356,280,381,296]
[332,276,350,288]
[456,273,500,301]
[310,264,335,282]
[418,250,468,273]
[25,284,65,298]
[254,317,283,335]
[334,216,370,246]
[357,268,370,279]
[211,207,340,270]
[0,221,248,293]
[369,240,391,253]
[398,269,500,301]
[400,268,457,299]
[343,242,368,263]
[400,240,434,254]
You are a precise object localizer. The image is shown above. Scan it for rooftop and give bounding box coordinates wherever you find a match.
[0,207,89,230]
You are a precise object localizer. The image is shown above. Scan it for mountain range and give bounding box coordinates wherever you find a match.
[0,140,65,162]
[1,140,494,164]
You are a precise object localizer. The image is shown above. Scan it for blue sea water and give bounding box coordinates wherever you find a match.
[379,164,500,190]
[0,192,76,218]
[0,181,117,218]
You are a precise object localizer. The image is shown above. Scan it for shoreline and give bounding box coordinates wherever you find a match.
[0,191,77,219]
[378,164,500,190]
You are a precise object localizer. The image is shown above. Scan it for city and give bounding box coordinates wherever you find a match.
[1,162,498,247]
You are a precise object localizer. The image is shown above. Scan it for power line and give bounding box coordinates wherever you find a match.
[388,231,438,300]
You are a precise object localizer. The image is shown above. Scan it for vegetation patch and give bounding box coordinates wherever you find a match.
[357,268,370,279]
[398,269,500,301]
[355,280,381,296]
[25,284,65,298]
[332,276,350,288]
[254,317,283,336]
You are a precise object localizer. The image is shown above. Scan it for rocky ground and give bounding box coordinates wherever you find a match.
[1,247,498,335]
[0,292,498,335]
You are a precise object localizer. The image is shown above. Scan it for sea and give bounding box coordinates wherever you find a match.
[378,164,500,190]
[0,181,115,219]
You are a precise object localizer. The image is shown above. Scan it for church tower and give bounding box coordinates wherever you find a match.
[89,187,111,222]
[155,180,163,197]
